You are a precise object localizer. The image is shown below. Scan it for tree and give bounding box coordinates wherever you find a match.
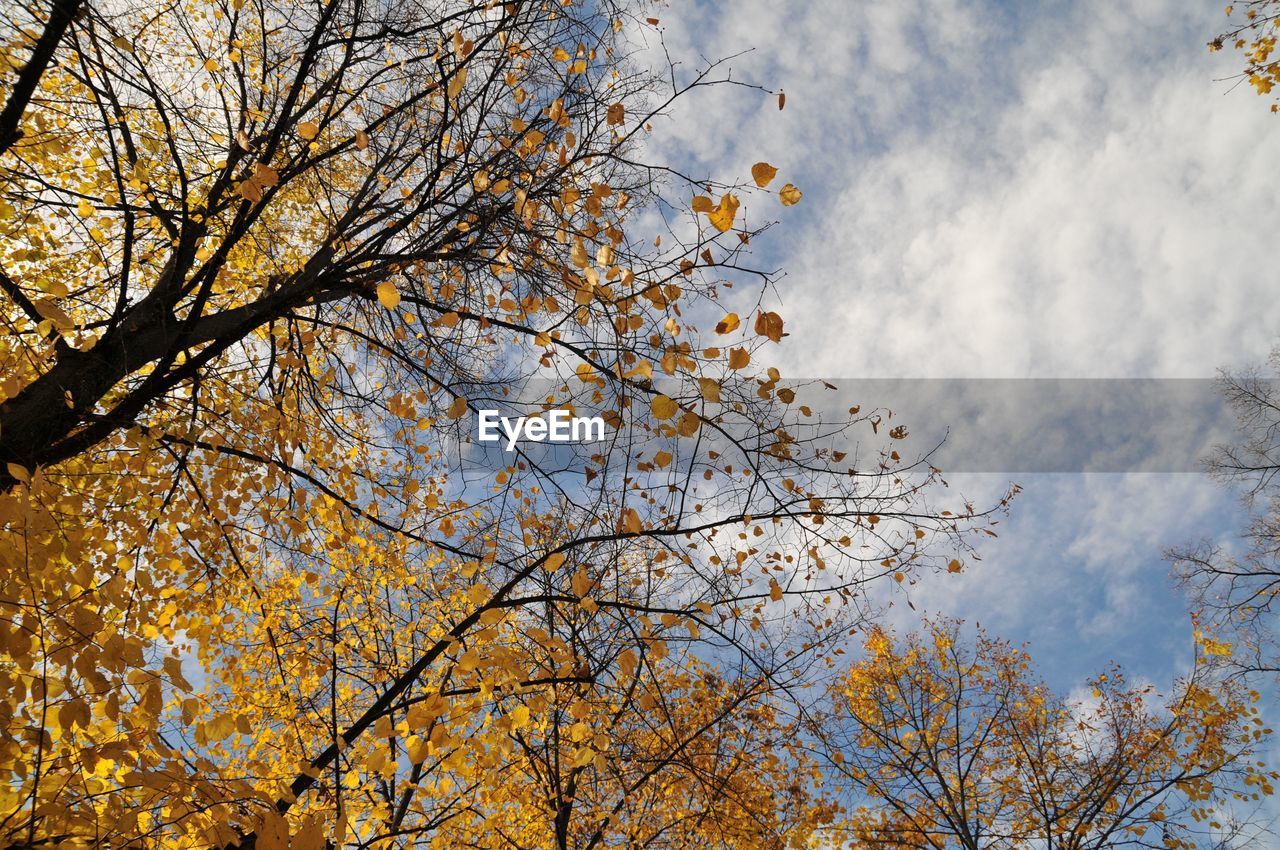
[813,619,1275,850]
[0,1,1008,846]
[1171,345,1280,681]
[1209,1,1280,111]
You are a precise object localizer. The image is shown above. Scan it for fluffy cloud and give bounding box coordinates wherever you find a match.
[649,0,1278,378]
[633,0,1280,698]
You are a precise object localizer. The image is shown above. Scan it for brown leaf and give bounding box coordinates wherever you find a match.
[754,311,784,342]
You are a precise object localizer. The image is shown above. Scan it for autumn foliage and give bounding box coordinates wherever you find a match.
[816,620,1276,850]
[0,0,1271,848]
[1211,1,1280,110]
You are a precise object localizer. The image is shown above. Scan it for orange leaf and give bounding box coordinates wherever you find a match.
[751,162,778,188]
[754,311,784,342]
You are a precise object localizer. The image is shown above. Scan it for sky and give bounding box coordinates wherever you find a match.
[634,0,1280,709]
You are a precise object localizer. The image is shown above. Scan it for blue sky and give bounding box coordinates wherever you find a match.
[632,0,1280,709]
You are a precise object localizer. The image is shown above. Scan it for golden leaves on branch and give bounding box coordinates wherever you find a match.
[692,194,740,232]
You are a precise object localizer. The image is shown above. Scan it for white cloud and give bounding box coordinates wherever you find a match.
[649,0,1279,378]
[868,472,1229,688]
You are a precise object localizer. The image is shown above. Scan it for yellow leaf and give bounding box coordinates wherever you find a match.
[447,396,468,419]
[76,199,93,217]
[293,817,326,850]
[779,183,803,206]
[727,348,749,370]
[751,162,778,187]
[698,377,721,403]
[691,195,714,213]
[707,194,740,233]
[650,395,678,420]
[5,463,29,483]
[769,578,783,601]
[256,810,289,850]
[544,552,567,572]
[653,450,672,469]
[203,57,219,72]
[447,67,468,99]
[297,121,319,140]
[947,560,963,574]
[355,129,369,150]
[509,705,530,729]
[552,47,571,62]
[467,584,489,605]
[606,102,625,125]
[715,313,740,334]
[406,736,429,764]
[376,281,401,309]
[621,508,642,534]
